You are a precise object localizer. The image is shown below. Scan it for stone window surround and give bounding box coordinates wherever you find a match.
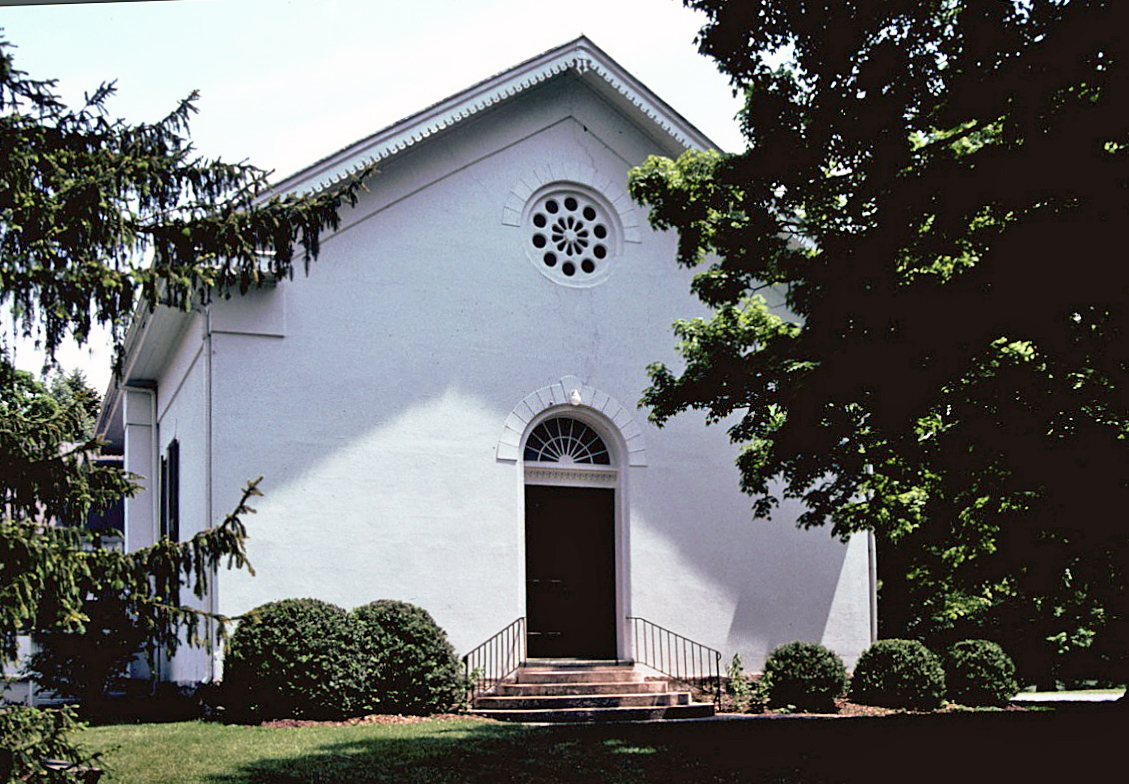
[502,162,642,243]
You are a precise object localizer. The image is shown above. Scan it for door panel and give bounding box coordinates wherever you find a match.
[525,485,616,659]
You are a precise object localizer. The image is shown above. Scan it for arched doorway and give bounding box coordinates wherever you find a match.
[523,415,618,659]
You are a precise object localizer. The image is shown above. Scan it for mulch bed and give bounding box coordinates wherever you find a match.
[828,698,1028,717]
[257,700,1033,727]
[715,694,1032,718]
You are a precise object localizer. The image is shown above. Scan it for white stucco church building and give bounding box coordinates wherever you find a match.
[97,37,874,686]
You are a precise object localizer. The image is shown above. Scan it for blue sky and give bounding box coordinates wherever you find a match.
[1,0,745,391]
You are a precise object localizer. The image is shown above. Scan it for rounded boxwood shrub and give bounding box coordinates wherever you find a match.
[351,600,464,715]
[223,598,365,720]
[850,639,945,710]
[762,641,848,712]
[944,639,1018,707]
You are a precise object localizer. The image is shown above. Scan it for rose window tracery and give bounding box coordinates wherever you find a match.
[525,189,616,286]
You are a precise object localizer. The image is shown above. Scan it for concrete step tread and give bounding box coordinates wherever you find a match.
[519,665,636,671]
[475,693,690,709]
[518,664,637,669]
[468,703,716,723]
[497,681,671,696]
[517,670,644,684]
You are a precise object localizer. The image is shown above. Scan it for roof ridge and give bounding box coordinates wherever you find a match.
[266,35,715,198]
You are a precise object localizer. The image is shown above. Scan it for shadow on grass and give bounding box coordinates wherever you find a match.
[208,705,1127,784]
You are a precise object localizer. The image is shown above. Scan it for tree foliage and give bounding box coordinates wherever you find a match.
[630,0,1129,680]
[0,33,372,357]
[0,359,264,779]
[1,26,372,655]
[44,368,101,441]
[0,360,129,536]
[0,704,94,784]
[24,591,152,710]
[0,31,371,771]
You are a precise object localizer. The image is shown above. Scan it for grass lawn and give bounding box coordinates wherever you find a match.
[79,706,1126,784]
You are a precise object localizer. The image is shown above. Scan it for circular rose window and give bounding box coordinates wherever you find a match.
[525,188,616,286]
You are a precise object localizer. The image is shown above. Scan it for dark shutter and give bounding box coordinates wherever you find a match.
[160,439,180,541]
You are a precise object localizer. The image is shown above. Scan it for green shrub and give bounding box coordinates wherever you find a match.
[725,652,752,710]
[850,639,945,710]
[762,641,848,712]
[222,598,365,720]
[945,639,1019,707]
[351,600,464,715]
[221,597,465,720]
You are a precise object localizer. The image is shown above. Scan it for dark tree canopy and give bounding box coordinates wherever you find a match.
[630,0,1129,680]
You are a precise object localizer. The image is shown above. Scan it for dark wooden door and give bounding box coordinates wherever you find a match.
[525,485,616,659]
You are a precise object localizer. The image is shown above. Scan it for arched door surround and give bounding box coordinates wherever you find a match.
[502,378,640,661]
[496,375,646,466]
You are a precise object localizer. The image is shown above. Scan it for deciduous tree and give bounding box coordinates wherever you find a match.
[629,0,1129,684]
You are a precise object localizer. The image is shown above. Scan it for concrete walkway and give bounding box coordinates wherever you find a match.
[1012,689,1124,702]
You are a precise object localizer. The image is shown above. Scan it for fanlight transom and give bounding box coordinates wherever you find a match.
[524,417,611,465]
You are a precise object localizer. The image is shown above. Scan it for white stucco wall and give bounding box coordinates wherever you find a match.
[141,73,872,678]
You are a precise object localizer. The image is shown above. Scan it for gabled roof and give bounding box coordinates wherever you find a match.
[271,35,717,197]
[98,37,717,442]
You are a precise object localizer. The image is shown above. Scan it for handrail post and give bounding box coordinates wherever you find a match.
[715,650,722,708]
[626,616,723,707]
[462,617,526,705]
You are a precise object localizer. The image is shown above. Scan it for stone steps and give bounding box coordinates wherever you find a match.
[468,703,716,723]
[475,692,690,710]
[496,680,670,696]
[516,668,643,684]
[469,662,715,723]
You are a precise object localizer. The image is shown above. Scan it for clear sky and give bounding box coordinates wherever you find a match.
[1,0,746,392]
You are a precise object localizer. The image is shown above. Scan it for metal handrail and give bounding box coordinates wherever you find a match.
[462,617,526,704]
[628,616,722,706]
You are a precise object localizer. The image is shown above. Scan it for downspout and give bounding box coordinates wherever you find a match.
[864,463,879,643]
[148,387,159,549]
[193,304,217,682]
[205,305,217,682]
[152,380,163,691]
[867,530,878,642]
